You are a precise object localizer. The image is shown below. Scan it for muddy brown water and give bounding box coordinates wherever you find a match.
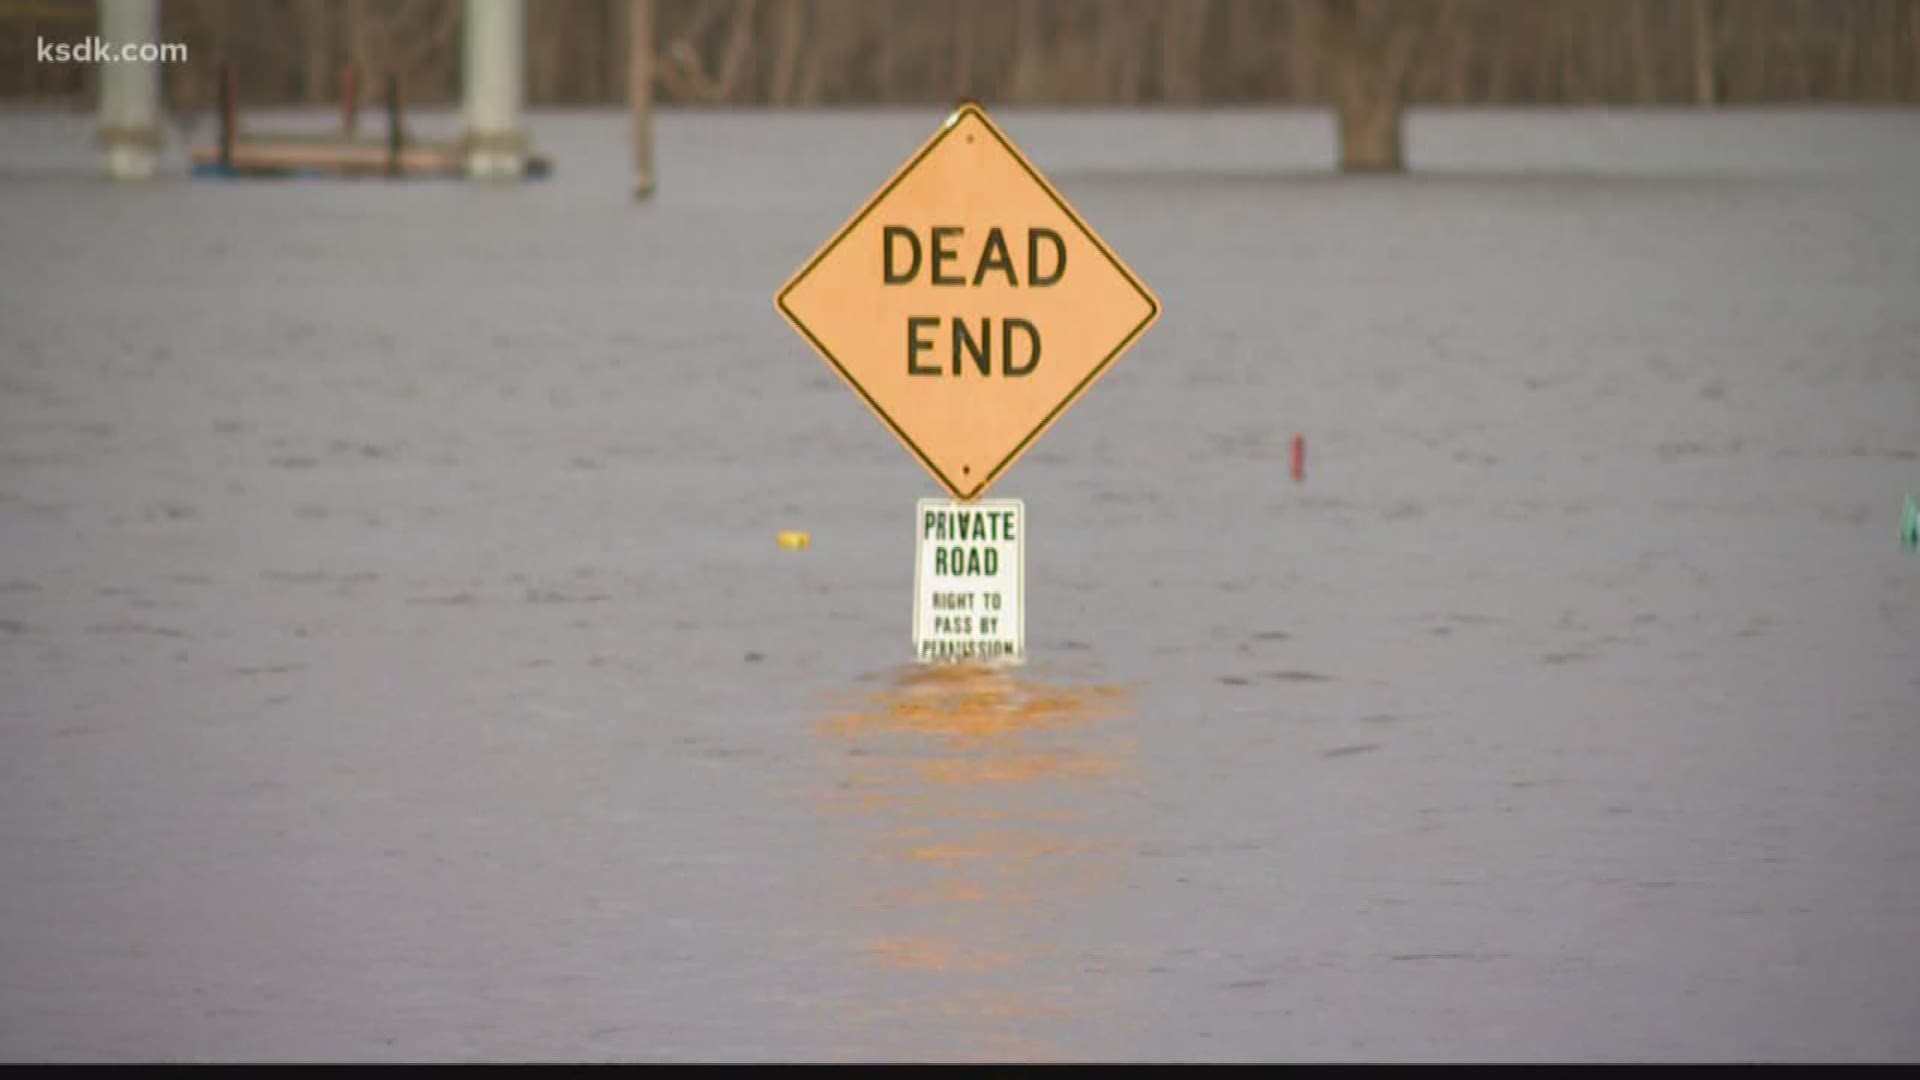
[2,108,1918,1060]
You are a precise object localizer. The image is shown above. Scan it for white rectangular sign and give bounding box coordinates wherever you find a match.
[913,498,1024,663]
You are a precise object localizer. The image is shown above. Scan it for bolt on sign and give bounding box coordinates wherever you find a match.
[775,102,1160,502]
[914,498,1024,663]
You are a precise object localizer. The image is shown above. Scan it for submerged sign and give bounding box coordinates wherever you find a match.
[913,498,1024,662]
[776,102,1159,502]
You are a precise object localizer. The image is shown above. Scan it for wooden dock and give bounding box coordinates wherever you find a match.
[189,135,552,180]
[190,64,549,181]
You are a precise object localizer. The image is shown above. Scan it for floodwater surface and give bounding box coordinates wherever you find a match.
[1,108,1918,1060]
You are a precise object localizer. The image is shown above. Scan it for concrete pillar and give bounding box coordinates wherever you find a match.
[462,0,527,180]
[97,0,162,180]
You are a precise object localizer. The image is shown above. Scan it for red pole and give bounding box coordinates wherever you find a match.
[341,65,359,139]
[1291,434,1306,483]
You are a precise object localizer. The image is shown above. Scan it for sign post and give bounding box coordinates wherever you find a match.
[776,102,1158,661]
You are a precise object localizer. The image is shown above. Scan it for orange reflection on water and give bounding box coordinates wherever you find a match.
[813,661,1137,1058]
[820,664,1129,748]
[864,936,1023,973]
[914,751,1122,786]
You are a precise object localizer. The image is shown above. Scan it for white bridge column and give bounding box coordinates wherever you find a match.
[97,0,161,180]
[462,0,528,180]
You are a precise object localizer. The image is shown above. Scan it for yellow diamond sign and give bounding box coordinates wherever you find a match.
[775,103,1159,502]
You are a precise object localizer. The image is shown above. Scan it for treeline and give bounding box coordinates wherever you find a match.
[6,0,1919,107]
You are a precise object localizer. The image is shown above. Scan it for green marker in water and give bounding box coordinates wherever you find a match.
[1904,494,1919,552]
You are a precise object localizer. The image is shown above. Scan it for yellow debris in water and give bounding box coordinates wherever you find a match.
[777,530,810,550]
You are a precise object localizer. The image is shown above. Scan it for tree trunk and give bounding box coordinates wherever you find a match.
[298,0,333,105]
[1327,0,1408,173]
[629,0,654,197]
[1692,0,1719,104]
